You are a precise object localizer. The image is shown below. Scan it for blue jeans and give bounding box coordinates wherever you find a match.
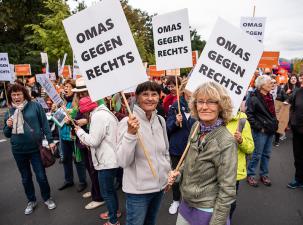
[98,168,119,224]
[126,191,164,225]
[13,151,51,202]
[61,140,86,184]
[247,130,274,177]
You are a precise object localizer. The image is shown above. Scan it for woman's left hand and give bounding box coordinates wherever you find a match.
[74,125,81,132]
[234,131,243,144]
[76,119,88,127]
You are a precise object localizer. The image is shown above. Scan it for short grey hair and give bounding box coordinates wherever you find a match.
[255,75,272,90]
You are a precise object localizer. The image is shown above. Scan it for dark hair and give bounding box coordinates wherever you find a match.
[166,76,181,86]
[135,81,161,96]
[63,78,76,88]
[285,74,300,91]
[7,84,32,105]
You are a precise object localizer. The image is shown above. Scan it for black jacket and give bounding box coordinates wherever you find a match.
[290,87,303,133]
[246,90,278,134]
[275,86,288,102]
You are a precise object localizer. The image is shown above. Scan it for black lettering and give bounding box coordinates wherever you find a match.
[111,36,123,48]
[217,36,225,46]
[96,43,106,54]
[126,52,135,63]
[235,85,243,95]
[158,51,163,57]
[86,69,95,80]
[177,23,182,30]
[214,73,222,82]
[104,40,113,51]
[85,26,98,40]
[158,27,163,34]
[100,62,109,73]
[230,80,237,91]
[76,33,86,43]
[105,18,114,30]
[225,41,237,53]
[199,64,208,74]
[222,58,231,69]
[163,26,170,33]
[98,23,108,34]
[207,68,215,79]
[230,62,237,73]
[236,66,245,78]
[216,54,223,64]
[235,48,243,58]
[220,76,230,88]
[94,65,102,76]
[208,50,217,60]
[117,55,126,66]
[243,52,250,61]
[108,58,119,70]
[183,46,188,53]
[81,51,90,61]
[89,47,98,59]
[172,48,178,55]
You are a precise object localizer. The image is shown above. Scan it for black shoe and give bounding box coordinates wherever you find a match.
[58,182,74,191]
[77,183,87,192]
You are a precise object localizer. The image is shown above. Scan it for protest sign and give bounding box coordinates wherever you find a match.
[58,53,67,77]
[40,52,48,64]
[153,9,192,70]
[63,0,147,101]
[10,64,15,83]
[147,65,165,77]
[35,97,49,109]
[166,68,180,76]
[0,53,12,81]
[52,108,66,127]
[73,55,82,79]
[62,65,71,78]
[186,17,263,115]
[49,72,57,81]
[192,51,198,67]
[36,74,63,106]
[240,17,266,43]
[258,51,280,68]
[15,64,31,76]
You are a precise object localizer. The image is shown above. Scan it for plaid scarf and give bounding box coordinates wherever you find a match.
[11,100,28,134]
[200,118,224,134]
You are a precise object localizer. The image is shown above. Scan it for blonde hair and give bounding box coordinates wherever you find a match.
[189,81,233,124]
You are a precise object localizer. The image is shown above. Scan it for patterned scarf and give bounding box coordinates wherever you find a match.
[200,118,224,134]
[11,100,28,134]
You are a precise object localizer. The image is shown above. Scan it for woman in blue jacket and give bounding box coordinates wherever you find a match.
[166,88,196,214]
[3,84,56,215]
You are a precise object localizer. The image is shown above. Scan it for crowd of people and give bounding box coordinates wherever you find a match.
[2,68,303,225]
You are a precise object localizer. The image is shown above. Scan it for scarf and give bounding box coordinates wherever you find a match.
[12,100,28,134]
[261,93,276,116]
[200,118,224,134]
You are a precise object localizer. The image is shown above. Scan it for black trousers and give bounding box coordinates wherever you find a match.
[292,128,303,182]
[230,181,240,220]
[170,154,182,201]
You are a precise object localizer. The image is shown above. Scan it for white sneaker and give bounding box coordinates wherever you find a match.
[24,201,37,215]
[280,134,287,141]
[82,191,92,198]
[85,201,105,209]
[168,201,180,215]
[44,199,56,210]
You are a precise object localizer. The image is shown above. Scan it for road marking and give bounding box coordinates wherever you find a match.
[0,139,7,143]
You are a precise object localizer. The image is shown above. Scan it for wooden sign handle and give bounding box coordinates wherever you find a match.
[121,91,157,178]
[175,75,182,128]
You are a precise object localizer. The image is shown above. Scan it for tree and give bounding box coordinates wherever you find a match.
[190,29,206,53]
[25,0,72,71]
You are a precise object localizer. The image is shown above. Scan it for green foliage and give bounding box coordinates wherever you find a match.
[291,58,303,74]
[25,0,72,66]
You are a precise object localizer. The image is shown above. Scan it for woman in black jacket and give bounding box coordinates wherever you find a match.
[246,75,278,187]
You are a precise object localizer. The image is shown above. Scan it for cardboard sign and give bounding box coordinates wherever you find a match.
[73,55,82,79]
[0,53,12,81]
[52,108,66,127]
[36,74,63,106]
[240,17,266,43]
[10,64,15,83]
[186,18,263,115]
[152,9,192,70]
[49,72,57,81]
[147,65,166,77]
[166,68,180,76]
[62,65,71,78]
[192,51,198,67]
[35,97,49,109]
[258,51,280,68]
[63,0,148,101]
[15,64,31,76]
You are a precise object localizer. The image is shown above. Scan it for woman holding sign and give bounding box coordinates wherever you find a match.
[117,81,171,225]
[168,82,237,225]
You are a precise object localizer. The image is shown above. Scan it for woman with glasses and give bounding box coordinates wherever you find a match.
[168,81,237,225]
[162,76,181,118]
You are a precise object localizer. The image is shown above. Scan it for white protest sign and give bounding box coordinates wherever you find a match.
[63,0,148,101]
[152,9,192,70]
[40,52,48,64]
[59,53,67,76]
[36,74,63,106]
[73,55,81,79]
[186,18,263,115]
[49,72,57,81]
[0,53,12,81]
[10,64,15,83]
[35,97,49,109]
[240,17,266,43]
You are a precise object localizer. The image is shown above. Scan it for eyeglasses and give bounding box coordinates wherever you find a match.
[195,99,219,107]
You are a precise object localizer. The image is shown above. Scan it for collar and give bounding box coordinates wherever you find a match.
[133,104,157,123]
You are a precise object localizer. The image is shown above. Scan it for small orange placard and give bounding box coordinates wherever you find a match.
[15,64,31,76]
[147,65,165,77]
[258,52,280,69]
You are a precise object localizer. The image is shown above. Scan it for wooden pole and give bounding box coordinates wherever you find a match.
[121,91,157,178]
[3,82,10,117]
[175,75,182,128]
[165,122,200,192]
[253,5,256,17]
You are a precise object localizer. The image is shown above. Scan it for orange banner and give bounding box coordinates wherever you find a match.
[15,64,31,76]
[62,65,71,78]
[192,51,198,66]
[147,65,165,77]
[258,51,280,69]
[166,68,180,76]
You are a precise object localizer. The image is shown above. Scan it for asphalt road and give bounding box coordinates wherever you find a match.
[0,131,302,225]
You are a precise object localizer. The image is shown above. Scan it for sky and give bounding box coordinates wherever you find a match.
[68,0,303,60]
